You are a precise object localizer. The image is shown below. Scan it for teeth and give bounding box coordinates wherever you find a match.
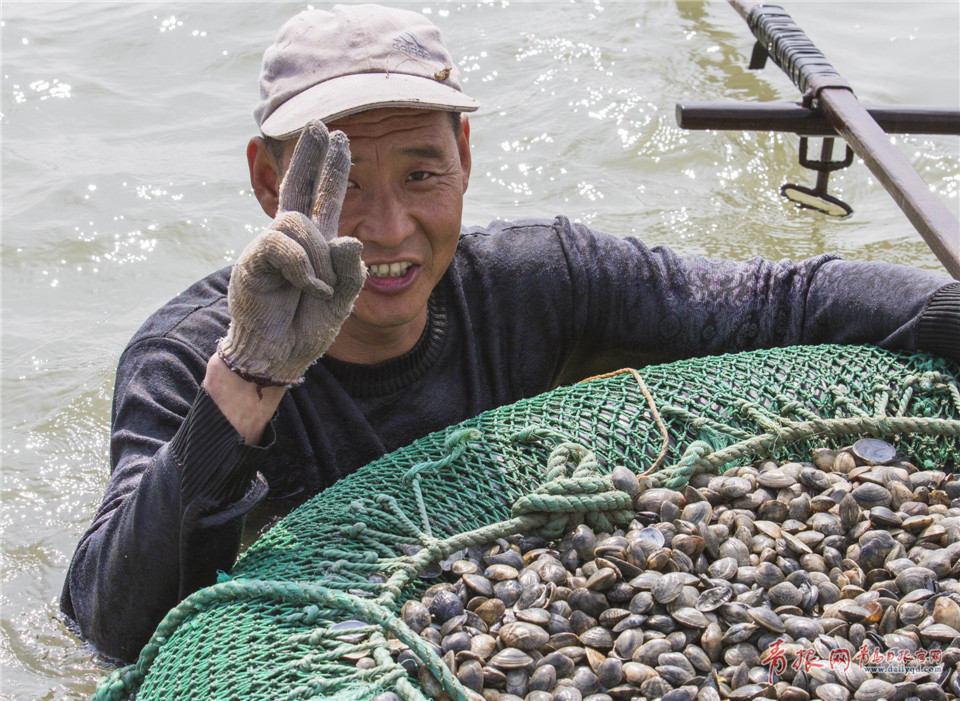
[369,261,412,279]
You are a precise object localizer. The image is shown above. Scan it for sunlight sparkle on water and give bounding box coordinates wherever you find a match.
[158,15,183,32]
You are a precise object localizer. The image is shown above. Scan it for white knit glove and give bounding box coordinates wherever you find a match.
[217,120,365,387]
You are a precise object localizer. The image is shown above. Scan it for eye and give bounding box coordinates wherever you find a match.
[407,171,432,182]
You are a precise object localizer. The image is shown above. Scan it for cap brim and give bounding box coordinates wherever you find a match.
[260,73,479,139]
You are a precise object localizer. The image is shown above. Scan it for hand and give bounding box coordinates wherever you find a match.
[217,121,365,387]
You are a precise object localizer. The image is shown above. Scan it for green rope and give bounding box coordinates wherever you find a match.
[651,440,715,489]
[401,428,481,537]
[871,383,893,417]
[896,371,960,415]
[652,415,960,490]
[283,629,423,700]
[736,400,789,432]
[92,347,959,701]
[507,435,634,539]
[93,579,466,701]
[690,420,735,451]
[830,387,872,418]
[510,425,577,446]
[94,427,641,701]
[660,404,755,441]
[775,394,821,423]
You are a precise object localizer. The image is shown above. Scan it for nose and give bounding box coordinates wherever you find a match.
[346,184,416,250]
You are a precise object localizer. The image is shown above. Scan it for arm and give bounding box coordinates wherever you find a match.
[61,332,272,663]
[802,260,959,360]
[552,218,959,362]
[61,121,365,662]
[203,353,285,445]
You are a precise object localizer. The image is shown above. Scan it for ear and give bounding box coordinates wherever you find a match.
[457,115,472,194]
[248,136,282,217]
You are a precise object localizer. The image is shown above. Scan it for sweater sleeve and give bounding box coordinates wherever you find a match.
[60,331,271,663]
[551,217,959,362]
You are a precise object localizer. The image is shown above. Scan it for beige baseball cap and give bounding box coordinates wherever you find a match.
[254,4,479,139]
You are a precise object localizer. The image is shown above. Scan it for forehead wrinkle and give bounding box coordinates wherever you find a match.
[398,144,446,161]
[350,141,448,166]
[331,108,457,167]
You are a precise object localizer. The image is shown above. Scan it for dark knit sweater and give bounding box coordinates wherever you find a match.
[61,216,959,662]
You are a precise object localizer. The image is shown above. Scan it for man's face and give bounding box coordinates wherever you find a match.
[319,108,471,354]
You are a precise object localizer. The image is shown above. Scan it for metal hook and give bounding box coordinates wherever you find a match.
[781,136,854,217]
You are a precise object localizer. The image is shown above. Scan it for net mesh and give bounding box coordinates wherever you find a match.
[95,345,960,701]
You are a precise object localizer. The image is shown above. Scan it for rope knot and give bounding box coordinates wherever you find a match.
[510,441,633,540]
[402,427,481,485]
[651,439,716,489]
[342,522,366,538]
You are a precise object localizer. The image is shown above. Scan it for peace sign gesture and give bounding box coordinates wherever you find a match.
[218,120,366,388]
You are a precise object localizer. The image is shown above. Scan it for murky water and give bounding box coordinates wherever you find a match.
[1,2,957,698]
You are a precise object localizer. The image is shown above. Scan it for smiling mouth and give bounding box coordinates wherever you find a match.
[367,261,413,279]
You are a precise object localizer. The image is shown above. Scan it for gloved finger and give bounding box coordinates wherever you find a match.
[272,211,337,286]
[312,130,351,239]
[278,120,330,216]
[257,229,335,299]
[328,236,366,304]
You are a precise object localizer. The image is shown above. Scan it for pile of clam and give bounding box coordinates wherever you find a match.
[383,440,960,701]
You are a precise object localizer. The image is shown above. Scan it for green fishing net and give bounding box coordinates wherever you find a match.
[94,344,960,701]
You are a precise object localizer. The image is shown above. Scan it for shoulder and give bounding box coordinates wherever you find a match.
[455,216,612,268]
[459,215,599,244]
[455,216,660,284]
[120,267,232,366]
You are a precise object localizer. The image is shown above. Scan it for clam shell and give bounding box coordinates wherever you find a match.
[457,659,485,692]
[596,657,624,688]
[707,557,739,580]
[489,647,534,670]
[485,563,520,582]
[463,573,494,597]
[672,606,710,629]
[918,623,960,641]
[868,506,901,528]
[621,661,657,685]
[515,607,551,625]
[579,625,614,650]
[757,469,795,489]
[681,501,713,526]
[528,663,557,692]
[401,600,431,633]
[851,483,892,508]
[572,524,598,560]
[471,633,499,661]
[697,586,734,612]
[727,684,766,700]
[747,606,785,633]
[721,622,758,645]
[612,627,645,659]
[585,567,617,591]
[851,438,896,465]
[815,683,850,701]
[656,663,695,687]
[499,621,549,651]
[753,520,783,539]
[894,566,937,595]
[610,465,641,497]
[652,572,687,604]
[632,638,672,666]
[932,596,960,630]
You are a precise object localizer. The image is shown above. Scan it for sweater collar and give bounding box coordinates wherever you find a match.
[318,284,449,396]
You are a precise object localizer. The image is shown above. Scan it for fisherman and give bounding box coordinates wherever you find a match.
[62,3,959,663]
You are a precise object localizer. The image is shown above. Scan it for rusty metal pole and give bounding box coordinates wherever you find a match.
[729,0,960,279]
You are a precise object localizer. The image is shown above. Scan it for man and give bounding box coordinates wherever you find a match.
[62,3,959,663]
